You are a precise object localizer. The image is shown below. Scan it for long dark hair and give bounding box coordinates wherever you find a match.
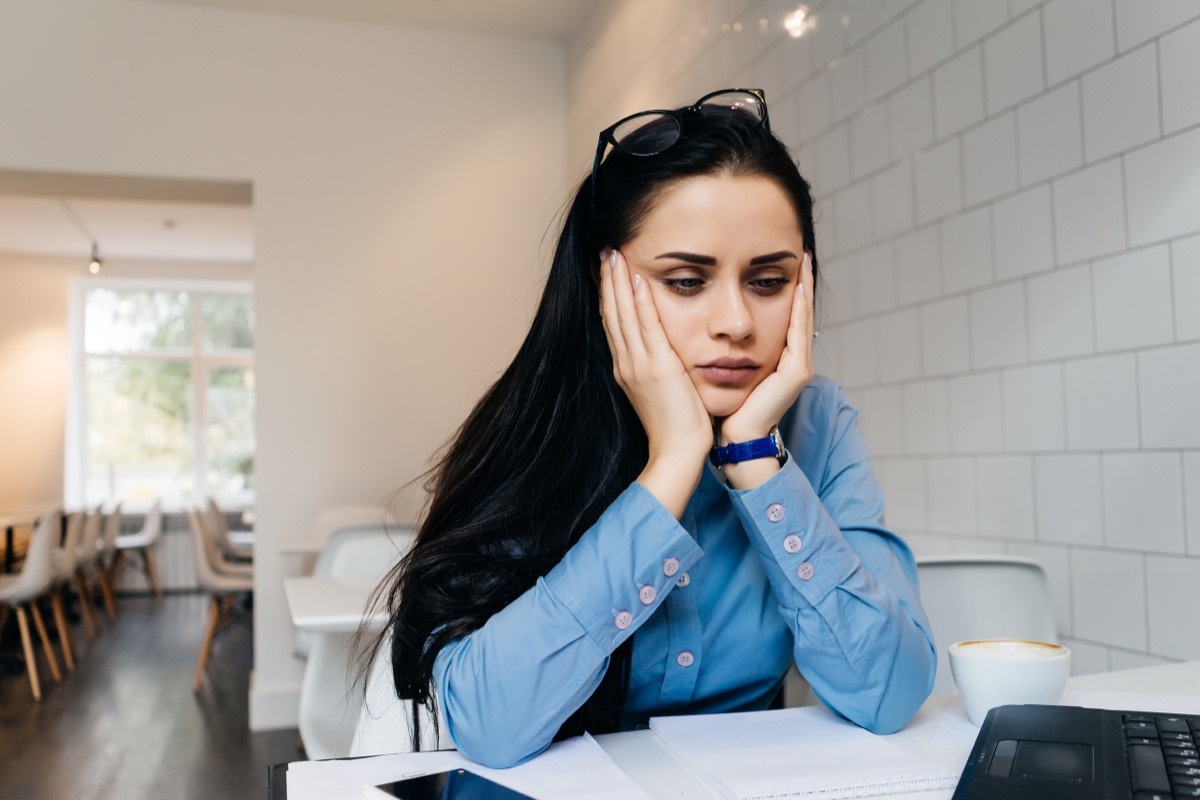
[367,107,819,749]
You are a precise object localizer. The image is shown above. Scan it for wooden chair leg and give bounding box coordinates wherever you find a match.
[141,548,163,599]
[29,602,62,684]
[50,590,75,671]
[15,606,42,702]
[75,573,97,639]
[98,566,117,621]
[193,596,221,693]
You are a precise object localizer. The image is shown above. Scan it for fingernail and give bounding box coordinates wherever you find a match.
[632,274,643,291]
[599,247,612,264]
[803,252,812,272]
[610,249,619,269]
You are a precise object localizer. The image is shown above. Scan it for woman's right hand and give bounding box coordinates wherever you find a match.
[600,249,712,518]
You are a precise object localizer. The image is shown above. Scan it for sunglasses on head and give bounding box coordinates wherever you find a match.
[590,88,770,197]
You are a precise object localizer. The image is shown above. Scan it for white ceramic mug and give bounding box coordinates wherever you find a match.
[948,639,1071,726]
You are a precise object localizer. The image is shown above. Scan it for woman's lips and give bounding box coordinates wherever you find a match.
[696,358,760,384]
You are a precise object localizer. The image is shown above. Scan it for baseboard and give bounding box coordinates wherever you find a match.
[250,671,302,731]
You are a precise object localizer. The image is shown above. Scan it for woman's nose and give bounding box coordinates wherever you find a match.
[709,285,753,341]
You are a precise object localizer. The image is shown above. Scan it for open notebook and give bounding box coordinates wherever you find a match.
[650,705,958,800]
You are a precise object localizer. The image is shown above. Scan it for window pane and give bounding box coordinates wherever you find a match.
[202,293,254,351]
[85,289,191,353]
[85,357,193,506]
[206,366,255,502]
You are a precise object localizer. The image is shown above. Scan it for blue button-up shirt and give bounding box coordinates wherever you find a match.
[433,376,936,768]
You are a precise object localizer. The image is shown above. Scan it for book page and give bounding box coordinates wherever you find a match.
[650,705,958,800]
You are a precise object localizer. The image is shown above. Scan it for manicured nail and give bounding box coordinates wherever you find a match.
[610,249,619,269]
[599,247,612,264]
[632,274,643,291]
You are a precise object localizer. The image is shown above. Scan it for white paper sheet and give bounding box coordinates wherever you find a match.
[650,705,958,800]
[284,733,654,800]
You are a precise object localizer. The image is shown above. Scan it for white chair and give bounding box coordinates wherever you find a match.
[297,525,415,759]
[73,505,105,639]
[349,631,446,757]
[294,523,415,660]
[299,505,395,556]
[96,502,123,620]
[916,555,1058,696]
[185,508,253,692]
[206,498,254,560]
[113,501,164,598]
[195,509,253,580]
[0,509,64,700]
[49,511,85,670]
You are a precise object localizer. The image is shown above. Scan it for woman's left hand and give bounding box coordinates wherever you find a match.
[720,252,815,448]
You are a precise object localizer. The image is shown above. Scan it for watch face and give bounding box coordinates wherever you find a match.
[771,426,785,461]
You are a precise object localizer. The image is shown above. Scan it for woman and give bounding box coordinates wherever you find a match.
[372,88,936,768]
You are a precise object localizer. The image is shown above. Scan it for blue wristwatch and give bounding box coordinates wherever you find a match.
[709,426,786,468]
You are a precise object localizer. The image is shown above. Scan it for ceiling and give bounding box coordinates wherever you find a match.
[146,0,602,40]
[0,0,600,266]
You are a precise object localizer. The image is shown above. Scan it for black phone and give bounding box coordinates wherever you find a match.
[373,768,537,799]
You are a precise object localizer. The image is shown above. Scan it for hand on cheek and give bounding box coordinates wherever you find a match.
[599,249,713,518]
[719,252,814,488]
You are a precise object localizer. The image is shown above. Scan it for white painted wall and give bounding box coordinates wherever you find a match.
[568,0,1200,674]
[0,0,567,728]
[0,254,74,509]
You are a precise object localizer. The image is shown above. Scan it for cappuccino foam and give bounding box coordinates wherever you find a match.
[952,639,1066,659]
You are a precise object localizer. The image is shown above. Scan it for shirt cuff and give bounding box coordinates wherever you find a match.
[727,456,860,606]
[542,482,704,653]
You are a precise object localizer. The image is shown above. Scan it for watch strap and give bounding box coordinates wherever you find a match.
[709,427,785,467]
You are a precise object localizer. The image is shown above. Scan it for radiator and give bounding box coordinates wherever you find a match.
[114,512,199,593]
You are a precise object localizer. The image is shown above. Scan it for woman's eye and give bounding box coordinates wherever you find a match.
[751,277,790,295]
[662,278,704,296]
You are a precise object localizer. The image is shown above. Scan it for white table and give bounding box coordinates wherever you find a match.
[277,661,1200,799]
[595,660,1200,800]
[284,575,388,632]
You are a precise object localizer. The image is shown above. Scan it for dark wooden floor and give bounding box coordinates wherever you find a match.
[0,593,300,800]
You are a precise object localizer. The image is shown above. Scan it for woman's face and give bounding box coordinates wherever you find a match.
[620,173,807,418]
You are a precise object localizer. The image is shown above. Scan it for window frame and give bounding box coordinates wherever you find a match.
[65,276,255,512]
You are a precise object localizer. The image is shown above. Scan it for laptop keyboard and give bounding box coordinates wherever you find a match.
[1124,713,1200,799]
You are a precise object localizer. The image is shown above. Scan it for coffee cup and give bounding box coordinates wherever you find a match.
[948,639,1071,726]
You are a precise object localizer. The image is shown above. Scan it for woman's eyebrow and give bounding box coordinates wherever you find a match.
[655,251,716,266]
[749,250,800,265]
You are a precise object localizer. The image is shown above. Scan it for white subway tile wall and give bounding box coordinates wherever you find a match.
[571,0,1200,675]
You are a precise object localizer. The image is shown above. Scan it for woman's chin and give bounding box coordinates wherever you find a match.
[699,387,752,420]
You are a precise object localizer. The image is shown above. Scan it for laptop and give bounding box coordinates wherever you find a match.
[952,704,1200,799]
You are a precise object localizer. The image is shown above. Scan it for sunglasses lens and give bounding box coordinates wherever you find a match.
[698,90,765,125]
[611,112,682,156]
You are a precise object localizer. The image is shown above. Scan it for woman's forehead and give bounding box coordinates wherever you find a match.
[630,174,806,255]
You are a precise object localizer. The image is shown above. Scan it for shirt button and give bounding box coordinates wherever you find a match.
[767,503,786,523]
[797,562,815,581]
[614,611,632,630]
[638,585,657,605]
[783,534,802,554]
[675,572,690,588]
[662,557,680,577]
[676,651,694,668]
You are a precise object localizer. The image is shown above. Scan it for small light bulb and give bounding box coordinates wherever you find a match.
[89,259,100,275]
